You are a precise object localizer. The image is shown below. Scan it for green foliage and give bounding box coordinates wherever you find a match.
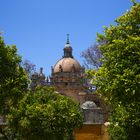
[131,0,137,5]
[7,86,83,140]
[108,106,128,140]
[108,105,140,140]
[0,35,28,115]
[93,2,140,139]
[85,69,97,79]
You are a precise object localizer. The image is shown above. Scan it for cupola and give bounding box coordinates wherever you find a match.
[63,34,73,58]
[53,35,82,73]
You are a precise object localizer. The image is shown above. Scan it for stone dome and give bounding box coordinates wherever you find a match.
[53,58,81,73]
[81,101,97,109]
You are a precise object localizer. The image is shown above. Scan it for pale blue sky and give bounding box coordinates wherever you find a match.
[1,0,139,76]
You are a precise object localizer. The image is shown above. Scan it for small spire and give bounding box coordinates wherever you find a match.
[66,34,70,44]
[40,67,43,74]
[46,76,49,83]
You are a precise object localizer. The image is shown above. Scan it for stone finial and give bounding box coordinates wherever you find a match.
[46,76,49,83]
[40,67,43,74]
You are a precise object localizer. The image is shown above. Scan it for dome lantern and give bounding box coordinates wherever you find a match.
[63,34,73,58]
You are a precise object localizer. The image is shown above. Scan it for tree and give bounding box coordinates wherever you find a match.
[6,86,83,140]
[22,59,36,79]
[93,2,140,139]
[81,42,103,69]
[0,35,28,116]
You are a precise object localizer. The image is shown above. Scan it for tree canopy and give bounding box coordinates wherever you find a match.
[93,2,140,139]
[7,86,83,140]
[0,35,28,115]
[22,59,36,79]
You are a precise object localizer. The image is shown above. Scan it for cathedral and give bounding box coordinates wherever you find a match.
[30,36,108,124]
[0,36,109,140]
[50,36,86,102]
